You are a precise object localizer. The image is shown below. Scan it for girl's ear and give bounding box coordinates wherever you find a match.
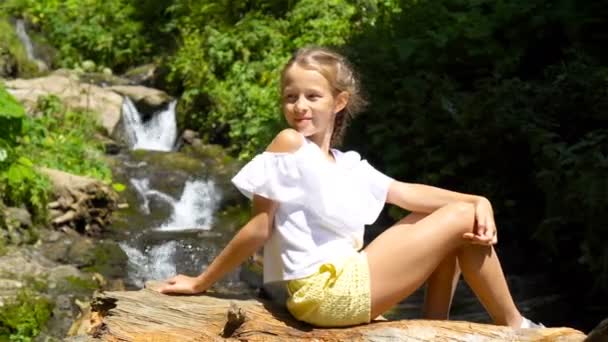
[334,91,349,114]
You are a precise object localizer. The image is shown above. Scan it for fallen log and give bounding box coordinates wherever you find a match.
[79,281,587,341]
[39,167,118,236]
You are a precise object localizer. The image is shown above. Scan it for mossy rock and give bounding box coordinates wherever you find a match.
[84,241,129,279]
[0,17,39,78]
[130,149,204,175]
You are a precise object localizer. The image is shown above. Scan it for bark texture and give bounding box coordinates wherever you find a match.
[80,281,587,341]
[41,167,118,236]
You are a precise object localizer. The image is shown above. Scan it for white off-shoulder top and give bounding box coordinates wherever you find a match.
[231,134,394,283]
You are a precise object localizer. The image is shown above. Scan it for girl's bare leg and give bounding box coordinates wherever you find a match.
[423,251,460,319]
[364,202,522,327]
[457,242,519,326]
[392,212,461,319]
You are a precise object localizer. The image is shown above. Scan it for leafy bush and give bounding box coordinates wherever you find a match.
[0,81,25,148]
[2,0,150,71]
[17,95,112,182]
[167,0,399,158]
[0,85,48,222]
[0,87,112,223]
[344,0,608,295]
[0,289,53,342]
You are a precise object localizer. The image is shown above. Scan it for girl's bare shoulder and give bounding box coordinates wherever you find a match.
[267,129,304,153]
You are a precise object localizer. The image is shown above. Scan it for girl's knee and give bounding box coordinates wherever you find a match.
[442,202,475,234]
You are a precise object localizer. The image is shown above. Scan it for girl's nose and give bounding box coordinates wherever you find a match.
[294,97,307,113]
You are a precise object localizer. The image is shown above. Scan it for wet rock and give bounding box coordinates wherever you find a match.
[5,206,32,228]
[109,85,171,112]
[1,206,37,245]
[0,278,23,305]
[0,248,56,280]
[182,129,199,145]
[0,242,110,340]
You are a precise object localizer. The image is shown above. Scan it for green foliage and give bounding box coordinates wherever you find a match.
[0,86,48,222]
[0,89,112,224]
[0,84,25,149]
[0,289,53,342]
[63,275,100,292]
[345,0,608,294]
[2,0,150,71]
[17,95,112,183]
[167,0,397,158]
[0,156,49,222]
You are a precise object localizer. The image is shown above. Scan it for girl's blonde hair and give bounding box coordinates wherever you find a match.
[280,47,366,147]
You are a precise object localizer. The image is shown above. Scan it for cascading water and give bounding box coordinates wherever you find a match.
[122,98,178,151]
[116,98,237,288]
[14,19,46,71]
[15,20,36,62]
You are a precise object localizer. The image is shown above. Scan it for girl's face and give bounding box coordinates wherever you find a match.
[282,64,347,139]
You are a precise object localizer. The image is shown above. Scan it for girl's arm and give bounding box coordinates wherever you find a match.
[160,129,301,294]
[160,195,277,294]
[386,181,497,245]
[386,181,482,213]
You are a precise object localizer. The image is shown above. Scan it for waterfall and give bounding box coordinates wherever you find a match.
[119,99,227,288]
[14,19,36,62]
[14,19,46,72]
[129,178,220,230]
[121,97,178,151]
[158,180,220,231]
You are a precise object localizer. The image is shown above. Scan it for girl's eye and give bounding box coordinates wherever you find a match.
[307,94,321,100]
[284,94,297,102]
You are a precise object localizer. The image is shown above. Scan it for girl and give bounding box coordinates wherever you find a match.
[160,47,543,329]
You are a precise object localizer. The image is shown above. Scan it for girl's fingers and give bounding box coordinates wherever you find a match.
[476,213,485,235]
[159,284,172,293]
[463,232,493,245]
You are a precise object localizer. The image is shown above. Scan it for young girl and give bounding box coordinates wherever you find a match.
[160,47,543,329]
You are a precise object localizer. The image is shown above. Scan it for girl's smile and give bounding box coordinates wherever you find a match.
[281,64,347,143]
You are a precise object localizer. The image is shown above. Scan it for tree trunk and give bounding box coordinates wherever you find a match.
[77,281,587,341]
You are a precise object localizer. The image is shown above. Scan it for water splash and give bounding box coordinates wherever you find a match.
[122,98,178,151]
[129,177,220,230]
[158,180,220,231]
[120,241,177,288]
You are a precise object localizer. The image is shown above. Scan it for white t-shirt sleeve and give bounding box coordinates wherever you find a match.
[358,160,394,224]
[231,149,307,203]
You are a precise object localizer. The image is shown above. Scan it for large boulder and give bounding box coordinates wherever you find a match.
[109,85,171,112]
[4,73,123,135]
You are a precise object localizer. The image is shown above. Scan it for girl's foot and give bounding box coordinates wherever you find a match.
[520,317,545,329]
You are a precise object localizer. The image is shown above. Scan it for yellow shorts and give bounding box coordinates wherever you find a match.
[286,252,371,327]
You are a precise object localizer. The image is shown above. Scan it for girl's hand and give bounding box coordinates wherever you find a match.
[159,274,208,295]
[463,197,498,245]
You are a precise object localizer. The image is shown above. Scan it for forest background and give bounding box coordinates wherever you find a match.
[1,0,606,334]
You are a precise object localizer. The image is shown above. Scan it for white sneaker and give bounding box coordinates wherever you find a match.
[520,317,546,329]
